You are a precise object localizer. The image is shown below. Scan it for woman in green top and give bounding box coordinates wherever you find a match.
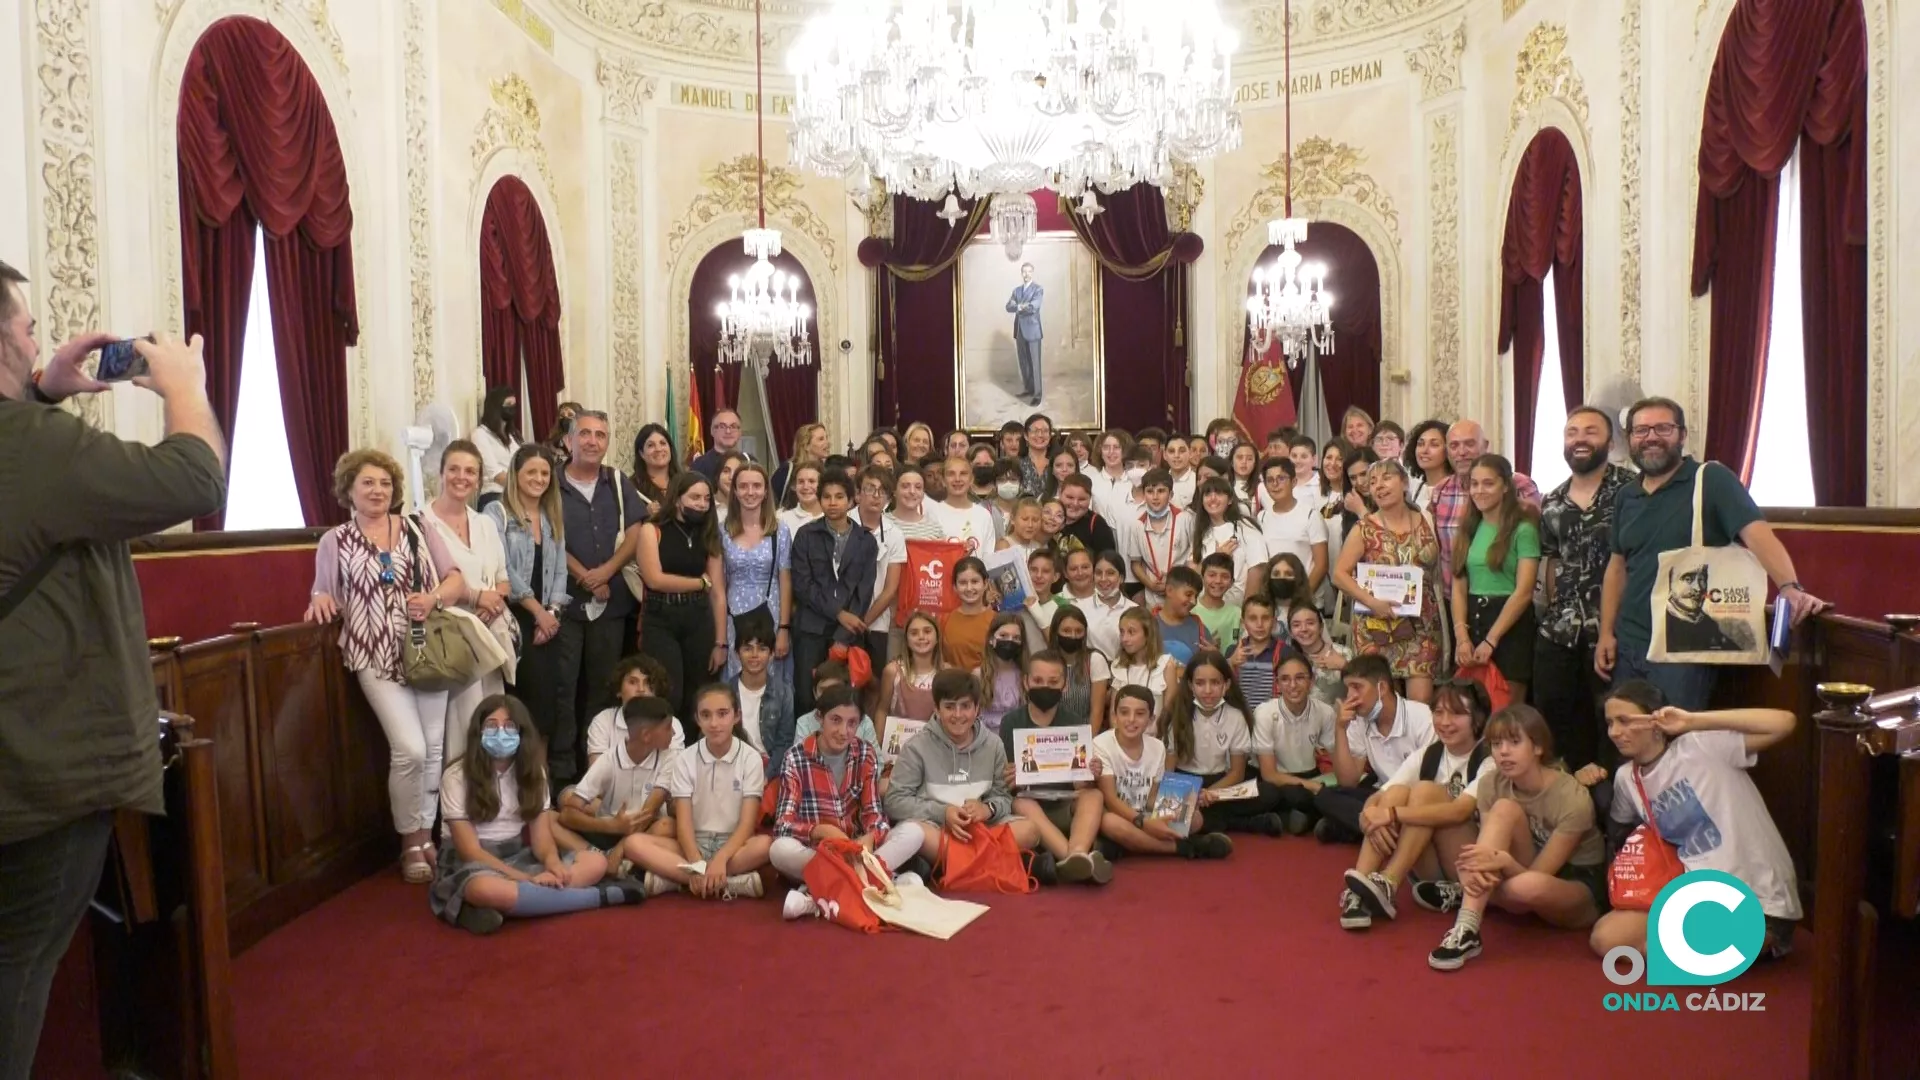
[1449,454,1541,702]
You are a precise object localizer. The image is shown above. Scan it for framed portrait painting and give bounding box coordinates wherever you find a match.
[956,234,1103,432]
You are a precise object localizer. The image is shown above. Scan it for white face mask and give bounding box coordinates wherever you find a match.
[996,480,1022,500]
[1124,467,1146,486]
[1214,438,1238,456]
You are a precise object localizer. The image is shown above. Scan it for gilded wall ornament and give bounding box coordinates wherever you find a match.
[471,74,556,199]
[33,0,108,431]
[1243,0,1453,50]
[1427,111,1462,421]
[1503,23,1590,160]
[1221,137,1401,274]
[597,49,658,127]
[405,0,437,411]
[665,155,840,272]
[610,139,645,472]
[1503,0,1528,18]
[1617,0,1643,387]
[1165,162,1206,235]
[560,0,805,61]
[1403,19,1466,102]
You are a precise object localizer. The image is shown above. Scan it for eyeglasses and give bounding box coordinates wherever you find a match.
[377,550,395,586]
[712,421,740,432]
[1629,423,1681,440]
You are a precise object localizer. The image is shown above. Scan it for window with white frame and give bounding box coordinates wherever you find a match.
[221,230,307,531]
[1747,151,1816,508]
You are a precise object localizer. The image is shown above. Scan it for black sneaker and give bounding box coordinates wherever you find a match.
[455,904,505,936]
[600,876,646,907]
[1192,833,1233,859]
[1411,879,1464,914]
[1338,888,1372,930]
[1250,812,1287,837]
[1031,851,1058,886]
[1428,925,1482,971]
[1344,869,1398,921]
[1283,810,1313,836]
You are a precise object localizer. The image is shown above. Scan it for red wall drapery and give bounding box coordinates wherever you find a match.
[688,243,819,457]
[863,194,990,433]
[1693,0,1867,501]
[1066,185,1201,432]
[478,176,565,441]
[1243,223,1381,433]
[178,15,357,528]
[1498,127,1585,471]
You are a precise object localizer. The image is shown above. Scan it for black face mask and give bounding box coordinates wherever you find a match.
[1056,635,1086,655]
[973,464,996,487]
[1026,686,1064,711]
[992,638,1024,661]
[502,406,520,426]
[681,509,709,527]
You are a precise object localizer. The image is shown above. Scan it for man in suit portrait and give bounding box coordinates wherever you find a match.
[1006,262,1044,405]
[1664,562,1748,653]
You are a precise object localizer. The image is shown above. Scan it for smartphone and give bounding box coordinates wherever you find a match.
[95,338,150,382]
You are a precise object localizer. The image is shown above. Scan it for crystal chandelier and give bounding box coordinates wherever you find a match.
[718,0,814,368]
[989,192,1037,259]
[1245,3,1333,368]
[786,0,1242,203]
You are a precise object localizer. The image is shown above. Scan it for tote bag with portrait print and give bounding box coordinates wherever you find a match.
[1646,462,1768,665]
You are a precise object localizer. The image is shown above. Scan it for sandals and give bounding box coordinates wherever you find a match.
[401,843,435,884]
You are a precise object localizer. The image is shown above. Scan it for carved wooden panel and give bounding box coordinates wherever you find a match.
[254,625,350,884]
[173,636,268,914]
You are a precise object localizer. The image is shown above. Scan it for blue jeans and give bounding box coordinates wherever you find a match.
[0,811,115,1080]
[1611,638,1719,712]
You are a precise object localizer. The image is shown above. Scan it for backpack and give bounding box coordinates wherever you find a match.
[1419,740,1490,797]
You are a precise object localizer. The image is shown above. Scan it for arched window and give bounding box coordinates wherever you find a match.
[1498,126,1583,484]
[688,241,818,464]
[479,176,565,443]
[177,15,358,528]
[1237,222,1381,450]
[223,228,305,531]
[1695,0,1866,506]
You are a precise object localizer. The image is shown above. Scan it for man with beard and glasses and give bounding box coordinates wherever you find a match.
[1532,406,1635,772]
[1596,397,1827,710]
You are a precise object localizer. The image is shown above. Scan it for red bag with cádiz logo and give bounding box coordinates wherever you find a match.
[1607,766,1687,910]
[896,539,967,624]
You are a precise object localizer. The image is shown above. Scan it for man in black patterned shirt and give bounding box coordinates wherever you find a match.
[1533,406,1635,772]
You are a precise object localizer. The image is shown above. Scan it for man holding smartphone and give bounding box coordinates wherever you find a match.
[0,259,227,1080]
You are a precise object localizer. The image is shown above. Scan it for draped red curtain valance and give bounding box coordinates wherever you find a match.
[862,194,989,433]
[1067,185,1201,432]
[1692,0,1866,502]
[1498,126,1585,472]
[688,244,819,458]
[178,15,358,529]
[479,176,565,440]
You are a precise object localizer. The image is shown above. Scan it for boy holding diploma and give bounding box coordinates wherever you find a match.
[998,650,1111,885]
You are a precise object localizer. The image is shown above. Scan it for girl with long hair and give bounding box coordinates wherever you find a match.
[1333,459,1442,703]
[1050,605,1111,732]
[977,613,1029,733]
[1087,429,1136,520]
[875,610,942,725]
[1109,607,1178,719]
[487,444,572,763]
[1450,453,1541,703]
[1082,549,1136,660]
[1044,446,1082,501]
[887,462,946,541]
[713,452,746,528]
[635,471,725,721]
[938,556,995,672]
[1228,442,1261,516]
[472,385,521,508]
[1157,650,1282,834]
[1191,476,1269,606]
[715,462,793,684]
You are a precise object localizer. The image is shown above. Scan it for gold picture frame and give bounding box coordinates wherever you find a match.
[954,233,1105,434]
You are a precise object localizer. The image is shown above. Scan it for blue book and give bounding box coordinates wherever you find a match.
[1153,772,1204,838]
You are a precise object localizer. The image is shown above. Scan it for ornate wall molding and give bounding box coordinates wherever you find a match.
[1427,110,1462,421]
[471,75,555,201]
[666,214,839,451]
[1403,19,1466,102]
[665,155,840,273]
[404,0,436,411]
[597,49,657,128]
[1503,0,1528,19]
[609,139,645,472]
[1617,0,1643,388]
[154,0,346,72]
[1165,162,1207,235]
[1240,0,1459,52]
[1502,23,1590,162]
[1220,137,1402,276]
[558,0,805,63]
[468,151,573,404]
[153,0,374,447]
[32,0,108,431]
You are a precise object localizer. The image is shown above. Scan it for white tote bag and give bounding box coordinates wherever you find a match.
[1646,462,1768,665]
[856,851,990,941]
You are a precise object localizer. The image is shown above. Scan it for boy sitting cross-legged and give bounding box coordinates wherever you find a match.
[557,695,683,866]
[999,650,1112,885]
[883,669,1040,864]
[773,684,928,920]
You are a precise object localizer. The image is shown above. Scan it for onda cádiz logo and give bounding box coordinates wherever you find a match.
[1601,870,1768,1013]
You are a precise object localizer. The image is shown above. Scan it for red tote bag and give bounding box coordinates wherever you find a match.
[801,839,891,933]
[896,539,967,624]
[935,822,1037,895]
[1607,767,1687,911]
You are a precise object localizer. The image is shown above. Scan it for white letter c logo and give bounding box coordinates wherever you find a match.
[1657,879,1751,978]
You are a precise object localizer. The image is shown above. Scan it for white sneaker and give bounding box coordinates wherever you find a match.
[892,871,924,890]
[782,888,820,920]
[725,872,765,900]
[641,871,679,897]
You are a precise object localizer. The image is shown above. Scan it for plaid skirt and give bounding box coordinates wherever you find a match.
[428,834,576,923]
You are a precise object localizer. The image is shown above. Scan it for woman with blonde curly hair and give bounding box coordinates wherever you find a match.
[307,448,470,884]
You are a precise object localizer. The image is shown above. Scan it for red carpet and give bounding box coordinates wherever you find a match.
[233,839,1810,1079]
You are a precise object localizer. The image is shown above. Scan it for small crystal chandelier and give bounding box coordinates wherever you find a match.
[717,0,813,369]
[990,192,1038,259]
[1246,2,1334,368]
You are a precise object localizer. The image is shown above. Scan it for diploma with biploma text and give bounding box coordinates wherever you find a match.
[1013,725,1094,787]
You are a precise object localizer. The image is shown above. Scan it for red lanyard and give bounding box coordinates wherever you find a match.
[1139,508,1179,577]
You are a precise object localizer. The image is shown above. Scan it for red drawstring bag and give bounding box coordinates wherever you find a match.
[829,643,874,688]
[801,839,891,933]
[935,822,1037,895]
[1608,767,1687,910]
[1455,662,1513,712]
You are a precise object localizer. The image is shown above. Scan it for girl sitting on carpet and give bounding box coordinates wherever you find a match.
[1428,705,1606,971]
[1157,651,1283,835]
[1093,686,1232,859]
[1586,681,1802,964]
[431,695,637,936]
[627,683,775,900]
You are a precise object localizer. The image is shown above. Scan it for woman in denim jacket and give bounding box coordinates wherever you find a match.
[484,444,574,759]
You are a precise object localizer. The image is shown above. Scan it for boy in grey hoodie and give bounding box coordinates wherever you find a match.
[885,669,1040,862]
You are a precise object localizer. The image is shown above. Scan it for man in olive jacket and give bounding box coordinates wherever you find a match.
[0,260,227,1080]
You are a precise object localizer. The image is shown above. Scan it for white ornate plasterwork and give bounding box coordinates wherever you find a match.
[1220,138,1402,276]
[31,0,108,431]
[1502,23,1590,162]
[609,139,645,472]
[155,0,347,72]
[557,0,805,63]
[471,75,556,202]
[667,214,839,450]
[469,153,573,406]
[597,49,657,127]
[405,0,436,411]
[1617,0,1643,388]
[1403,19,1466,102]
[666,156,841,273]
[1427,110,1462,421]
[153,0,373,448]
[1241,0,1459,52]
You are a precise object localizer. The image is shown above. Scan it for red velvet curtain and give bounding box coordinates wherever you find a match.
[1252,223,1380,429]
[178,15,357,527]
[688,243,819,455]
[1693,0,1866,499]
[863,194,990,432]
[479,176,565,440]
[1066,185,1201,432]
[1497,127,1585,471]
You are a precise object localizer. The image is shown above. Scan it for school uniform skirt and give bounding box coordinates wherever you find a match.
[1464,594,1536,685]
[429,834,577,924]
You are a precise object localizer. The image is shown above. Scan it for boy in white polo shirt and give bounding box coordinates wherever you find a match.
[1313,654,1434,844]
[623,683,773,900]
[557,696,684,866]
[1251,651,1337,836]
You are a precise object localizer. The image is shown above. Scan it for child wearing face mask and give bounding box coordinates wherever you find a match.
[1049,605,1111,731]
[1080,550,1138,661]
[1157,650,1285,836]
[1125,468,1193,611]
[976,613,1030,733]
[939,557,995,672]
